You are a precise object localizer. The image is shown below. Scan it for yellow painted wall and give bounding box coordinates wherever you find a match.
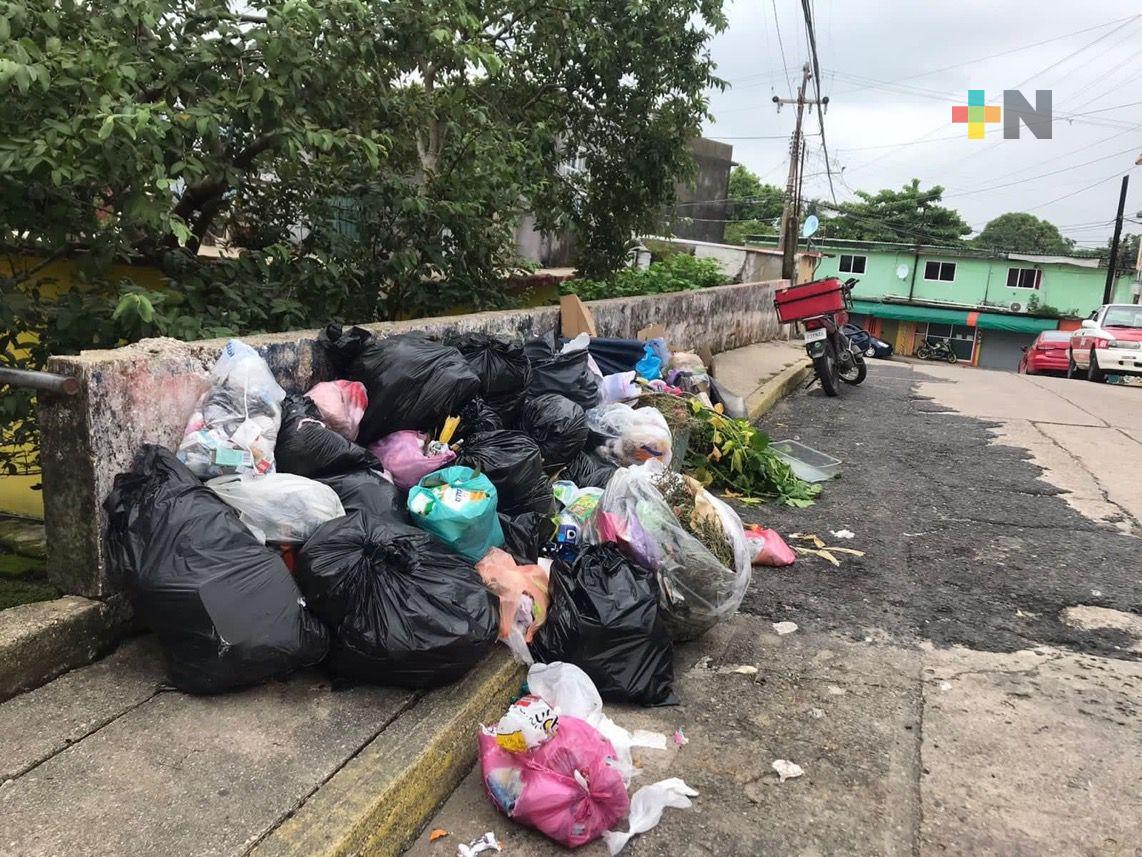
[1,256,165,519]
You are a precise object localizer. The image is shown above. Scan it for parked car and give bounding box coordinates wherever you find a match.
[1017,330,1072,375]
[841,323,894,358]
[1068,303,1142,382]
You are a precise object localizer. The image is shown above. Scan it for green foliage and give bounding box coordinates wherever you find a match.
[725,218,777,246]
[1,0,726,476]
[685,400,821,507]
[974,213,1072,254]
[727,166,784,223]
[822,180,971,246]
[561,253,728,301]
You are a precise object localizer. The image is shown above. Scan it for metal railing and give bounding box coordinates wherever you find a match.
[0,367,80,395]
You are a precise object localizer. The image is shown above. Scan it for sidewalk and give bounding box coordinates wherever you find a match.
[0,336,811,857]
[713,338,811,419]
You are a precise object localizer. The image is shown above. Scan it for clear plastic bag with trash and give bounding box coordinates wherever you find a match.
[586,402,673,468]
[177,340,287,478]
[588,460,751,640]
[207,472,345,543]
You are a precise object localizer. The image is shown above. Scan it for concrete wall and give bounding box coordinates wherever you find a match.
[39,279,786,598]
[667,138,734,244]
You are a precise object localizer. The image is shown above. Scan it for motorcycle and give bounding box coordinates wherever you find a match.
[916,337,958,364]
[774,276,866,397]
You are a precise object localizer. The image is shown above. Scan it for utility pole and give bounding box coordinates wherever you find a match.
[773,64,827,283]
[1103,174,1130,305]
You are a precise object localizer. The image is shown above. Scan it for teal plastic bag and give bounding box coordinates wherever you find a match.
[634,344,663,381]
[408,466,505,562]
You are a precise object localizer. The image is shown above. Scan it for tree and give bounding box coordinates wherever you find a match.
[974,213,1073,254]
[724,166,783,244]
[823,180,971,246]
[1,0,724,475]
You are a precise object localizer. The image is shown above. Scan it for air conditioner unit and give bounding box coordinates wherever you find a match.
[1009,301,1024,313]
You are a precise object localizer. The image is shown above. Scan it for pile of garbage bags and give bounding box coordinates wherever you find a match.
[104,327,763,705]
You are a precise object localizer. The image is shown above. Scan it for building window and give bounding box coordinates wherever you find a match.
[919,322,976,361]
[924,261,956,282]
[1006,267,1042,289]
[839,254,866,274]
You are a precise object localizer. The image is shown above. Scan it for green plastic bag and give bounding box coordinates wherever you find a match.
[408,466,505,562]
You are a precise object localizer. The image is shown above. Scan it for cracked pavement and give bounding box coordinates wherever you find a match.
[408,360,1142,857]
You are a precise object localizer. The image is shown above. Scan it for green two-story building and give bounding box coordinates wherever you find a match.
[761,238,1138,370]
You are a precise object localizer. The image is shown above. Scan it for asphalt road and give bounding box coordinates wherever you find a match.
[408,360,1142,857]
[747,360,1142,659]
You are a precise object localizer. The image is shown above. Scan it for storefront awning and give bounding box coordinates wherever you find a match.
[852,301,1061,334]
[850,301,968,325]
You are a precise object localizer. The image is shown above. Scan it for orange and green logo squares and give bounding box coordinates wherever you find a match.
[952,90,1001,139]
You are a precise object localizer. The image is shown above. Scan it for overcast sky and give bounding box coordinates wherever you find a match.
[703,0,1142,246]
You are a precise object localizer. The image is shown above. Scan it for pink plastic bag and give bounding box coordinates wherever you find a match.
[368,430,456,491]
[306,380,367,441]
[479,715,630,848]
[744,525,796,567]
[475,548,550,643]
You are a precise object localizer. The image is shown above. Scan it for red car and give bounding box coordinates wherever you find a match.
[1018,330,1071,375]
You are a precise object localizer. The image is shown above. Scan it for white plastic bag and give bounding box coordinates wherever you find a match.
[177,340,287,478]
[599,371,640,404]
[586,403,672,467]
[588,461,751,640]
[207,473,345,543]
[602,778,700,855]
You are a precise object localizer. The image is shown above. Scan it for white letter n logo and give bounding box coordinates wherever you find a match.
[1003,90,1052,139]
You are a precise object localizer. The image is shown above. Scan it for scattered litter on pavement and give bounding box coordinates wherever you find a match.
[690,655,713,672]
[744,525,796,566]
[772,760,804,783]
[1091,589,1102,597]
[809,707,825,719]
[827,685,846,696]
[789,533,865,567]
[830,529,855,539]
[673,728,689,747]
[772,621,799,635]
[731,664,759,675]
[602,778,700,855]
[939,681,953,691]
[429,829,450,842]
[457,832,502,857]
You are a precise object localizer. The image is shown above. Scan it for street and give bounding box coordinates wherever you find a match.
[408,360,1142,857]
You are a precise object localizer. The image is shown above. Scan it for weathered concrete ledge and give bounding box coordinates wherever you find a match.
[40,280,785,597]
[0,595,134,702]
[250,649,523,857]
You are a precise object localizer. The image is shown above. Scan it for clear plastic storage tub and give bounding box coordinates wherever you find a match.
[770,439,841,482]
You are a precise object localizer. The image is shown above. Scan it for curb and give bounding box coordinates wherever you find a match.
[747,357,813,422]
[251,650,524,857]
[0,595,133,702]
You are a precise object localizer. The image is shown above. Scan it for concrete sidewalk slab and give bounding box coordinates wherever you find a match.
[0,635,521,857]
[713,339,812,420]
[404,617,923,857]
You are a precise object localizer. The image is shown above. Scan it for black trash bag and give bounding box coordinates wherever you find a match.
[454,396,504,441]
[528,347,599,410]
[497,511,557,564]
[457,430,553,517]
[562,449,618,489]
[276,394,379,479]
[518,393,588,467]
[318,469,407,524]
[448,332,532,424]
[104,445,329,694]
[296,510,499,688]
[530,544,677,706]
[586,337,647,376]
[321,325,481,444]
[523,331,556,363]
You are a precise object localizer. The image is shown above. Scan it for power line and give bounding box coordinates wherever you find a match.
[799,0,836,203]
[770,0,794,100]
[942,144,1142,199]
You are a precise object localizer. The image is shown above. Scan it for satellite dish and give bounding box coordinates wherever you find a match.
[801,215,819,238]
[896,264,909,280]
